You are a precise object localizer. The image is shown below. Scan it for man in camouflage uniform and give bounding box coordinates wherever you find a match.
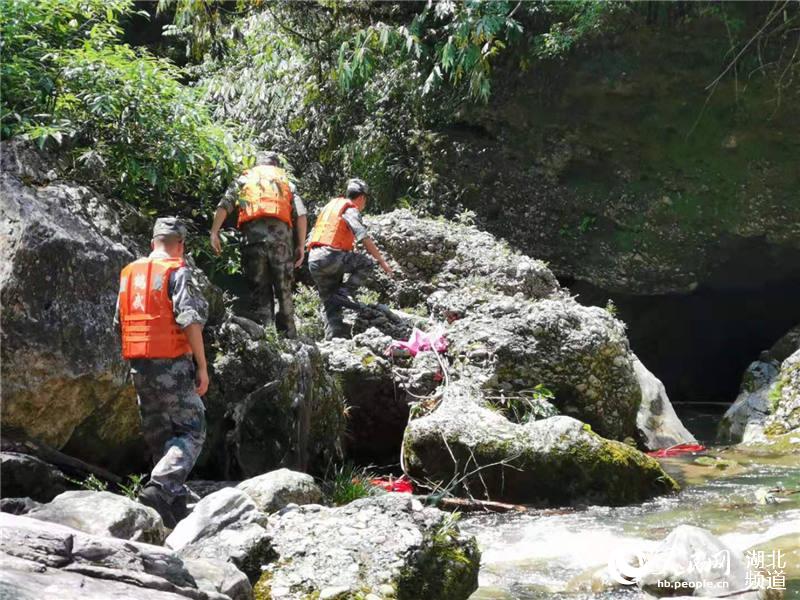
[115,217,208,527]
[209,151,307,338]
[307,178,394,339]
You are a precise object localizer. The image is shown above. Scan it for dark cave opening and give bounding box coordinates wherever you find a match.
[563,276,800,408]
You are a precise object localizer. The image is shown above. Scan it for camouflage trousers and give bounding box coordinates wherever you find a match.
[307,247,375,340]
[241,231,296,338]
[130,355,206,499]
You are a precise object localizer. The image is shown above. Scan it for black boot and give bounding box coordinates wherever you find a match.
[138,483,177,529]
[171,494,189,524]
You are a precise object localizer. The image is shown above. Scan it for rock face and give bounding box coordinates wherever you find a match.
[236,469,322,513]
[184,558,253,600]
[637,525,762,599]
[0,141,145,472]
[257,494,480,600]
[202,319,346,480]
[421,27,800,297]
[324,210,683,502]
[0,451,71,502]
[719,324,800,444]
[1,141,346,480]
[0,513,228,600]
[27,490,166,544]
[166,488,273,583]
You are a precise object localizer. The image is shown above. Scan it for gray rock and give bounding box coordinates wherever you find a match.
[236,469,322,513]
[763,348,800,436]
[0,452,70,502]
[404,381,678,505]
[0,497,42,515]
[718,360,779,444]
[633,358,697,450]
[0,513,226,600]
[183,558,253,600]
[637,525,763,599]
[260,494,479,600]
[167,488,273,583]
[28,490,165,544]
[1,141,146,472]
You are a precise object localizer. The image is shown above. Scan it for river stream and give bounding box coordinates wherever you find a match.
[463,445,800,599]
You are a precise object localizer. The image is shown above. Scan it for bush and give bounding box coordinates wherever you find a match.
[1,0,250,214]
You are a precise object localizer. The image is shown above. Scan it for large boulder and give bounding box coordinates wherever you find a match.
[183,558,253,600]
[166,488,274,583]
[0,513,227,600]
[236,469,322,513]
[0,451,70,502]
[0,141,145,472]
[763,348,800,437]
[719,324,800,446]
[403,381,678,505]
[1,141,346,480]
[637,525,764,599]
[27,490,165,544]
[200,316,347,480]
[257,494,480,600]
[324,211,686,500]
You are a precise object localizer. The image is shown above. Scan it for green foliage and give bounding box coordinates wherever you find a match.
[604,299,618,317]
[66,473,108,492]
[117,473,146,500]
[322,462,379,506]
[294,283,325,341]
[489,384,557,424]
[1,0,250,214]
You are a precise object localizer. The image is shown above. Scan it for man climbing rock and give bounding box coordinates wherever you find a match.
[307,178,393,339]
[115,217,208,528]
[209,151,307,337]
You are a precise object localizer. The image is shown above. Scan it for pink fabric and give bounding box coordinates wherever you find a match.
[387,327,448,357]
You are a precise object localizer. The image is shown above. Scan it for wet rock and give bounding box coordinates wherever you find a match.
[236,469,322,513]
[633,358,697,450]
[167,488,273,583]
[184,558,253,600]
[404,381,678,505]
[27,490,165,544]
[637,525,763,599]
[0,452,70,502]
[257,494,479,600]
[0,513,226,599]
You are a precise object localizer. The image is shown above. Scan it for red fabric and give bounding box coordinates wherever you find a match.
[369,475,413,493]
[646,443,706,458]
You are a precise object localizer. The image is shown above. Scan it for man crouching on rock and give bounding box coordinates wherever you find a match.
[307,178,393,339]
[114,217,208,528]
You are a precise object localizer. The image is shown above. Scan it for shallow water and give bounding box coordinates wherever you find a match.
[463,447,800,599]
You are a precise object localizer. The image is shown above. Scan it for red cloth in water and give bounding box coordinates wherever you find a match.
[646,443,706,457]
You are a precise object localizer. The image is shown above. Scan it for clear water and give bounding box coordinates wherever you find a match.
[463,448,800,599]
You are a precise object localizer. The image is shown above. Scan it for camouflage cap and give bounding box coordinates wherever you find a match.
[152,217,187,240]
[345,178,369,198]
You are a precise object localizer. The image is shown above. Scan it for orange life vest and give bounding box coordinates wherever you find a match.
[307,197,357,251]
[237,165,293,227]
[118,257,191,359]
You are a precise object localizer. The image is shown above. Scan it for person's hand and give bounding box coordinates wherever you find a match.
[294,246,305,268]
[195,366,209,397]
[210,231,222,256]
